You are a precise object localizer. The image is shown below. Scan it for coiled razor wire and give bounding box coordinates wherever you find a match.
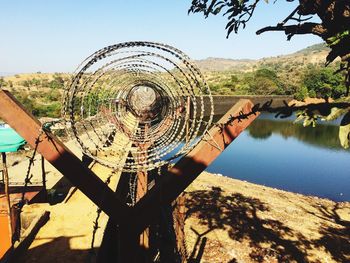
[63,41,214,172]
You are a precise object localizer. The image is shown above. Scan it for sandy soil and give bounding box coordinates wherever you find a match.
[4,117,348,263]
[13,169,349,263]
[184,172,350,263]
[13,130,132,263]
[16,162,120,263]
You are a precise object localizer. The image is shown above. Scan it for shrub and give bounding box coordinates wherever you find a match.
[294,85,308,101]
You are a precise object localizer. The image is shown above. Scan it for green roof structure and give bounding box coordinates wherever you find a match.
[0,124,26,152]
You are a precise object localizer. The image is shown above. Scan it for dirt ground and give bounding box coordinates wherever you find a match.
[3,108,349,262]
[15,162,121,263]
[13,168,349,263]
[184,172,350,263]
[288,97,334,107]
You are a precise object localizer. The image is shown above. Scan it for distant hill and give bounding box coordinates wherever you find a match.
[192,43,345,98]
[194,57,255,71]
[293,43,329,54]
[195,43,331,72]
[0,43,344,114]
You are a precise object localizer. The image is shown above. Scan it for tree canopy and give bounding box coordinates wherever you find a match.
[188,0,350,95]
[188,0,350,148]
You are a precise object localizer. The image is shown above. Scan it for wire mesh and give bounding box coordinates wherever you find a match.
[63,41,213,172]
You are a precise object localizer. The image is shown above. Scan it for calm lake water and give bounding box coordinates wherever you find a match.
[205,113,350,202]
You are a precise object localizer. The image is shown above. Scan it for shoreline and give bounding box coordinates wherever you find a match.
[209,172,348,204]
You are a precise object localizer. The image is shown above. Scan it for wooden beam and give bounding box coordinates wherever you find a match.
[132,99,259,233]
[0,90,130,224]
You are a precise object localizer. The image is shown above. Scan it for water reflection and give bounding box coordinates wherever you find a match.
[247,116,345,151]
[207,113,350,202]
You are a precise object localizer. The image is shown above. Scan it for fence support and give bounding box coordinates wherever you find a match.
[0,89,259,262]
[0,89,130,225]
[133,99,260,234]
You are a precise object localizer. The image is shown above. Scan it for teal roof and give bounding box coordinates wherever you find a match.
[0,124,26,152]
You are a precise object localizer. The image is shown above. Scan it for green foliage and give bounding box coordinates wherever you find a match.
[294,105,350,150]
[203,63,343,97]
[12,92,35,113]
[248,118,346,150]
[247,68,282,95]
[12,91,61,118]
[41,78,50,88]
[31,78,41,87]
[47,89,61,101]
[21,80,30,87]
[201,61,343,99]
[230,74,238,82]
[21,78,42,88]
[208,78,236,95]
[0,77,5,87]
[294,86,308,101]
[339,112,350,149]
[206,67,291,95]
[32,102,61,117]
[294,111,319,128]
[188,0,350,89]
[303,67,346,99]
[327,30,350,47]
[49,75,65,89]
[255,68,277,80]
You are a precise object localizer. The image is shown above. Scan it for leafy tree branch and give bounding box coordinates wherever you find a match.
[188,0,350,96]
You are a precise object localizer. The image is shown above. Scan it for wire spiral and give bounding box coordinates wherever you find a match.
[63,41,213,172]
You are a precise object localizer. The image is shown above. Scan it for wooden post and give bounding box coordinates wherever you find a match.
[40,155,48,202]
[174,194,186,259]
[136,124,150,261]
[2,152,13,242]
[185,96,191,144]
[41,156,46,191]
[0,89,130,224]
[1,89,259,262]
[109,125,153,263]
[137,169,149,252]
[132,99,260,234]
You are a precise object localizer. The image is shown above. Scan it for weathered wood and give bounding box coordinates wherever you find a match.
[185,96,191,144]
[136,126,151,261]
[41,156,47,196]
[0,89,130,225]
[174,194,187,261]
[1,90,259,263]
[132,99,259,233]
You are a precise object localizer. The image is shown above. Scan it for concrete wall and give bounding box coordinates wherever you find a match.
[201,95,293,116]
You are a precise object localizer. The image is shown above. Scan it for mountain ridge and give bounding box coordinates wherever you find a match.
[195,43,330,72]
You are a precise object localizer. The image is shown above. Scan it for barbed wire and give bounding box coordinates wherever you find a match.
[62,41,214,172]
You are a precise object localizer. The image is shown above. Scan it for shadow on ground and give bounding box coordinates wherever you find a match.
[304,202,350,262]
[14,236,95,263]
[186,186,349,262]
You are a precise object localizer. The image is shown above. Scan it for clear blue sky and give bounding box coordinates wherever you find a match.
[0,0,322,73]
